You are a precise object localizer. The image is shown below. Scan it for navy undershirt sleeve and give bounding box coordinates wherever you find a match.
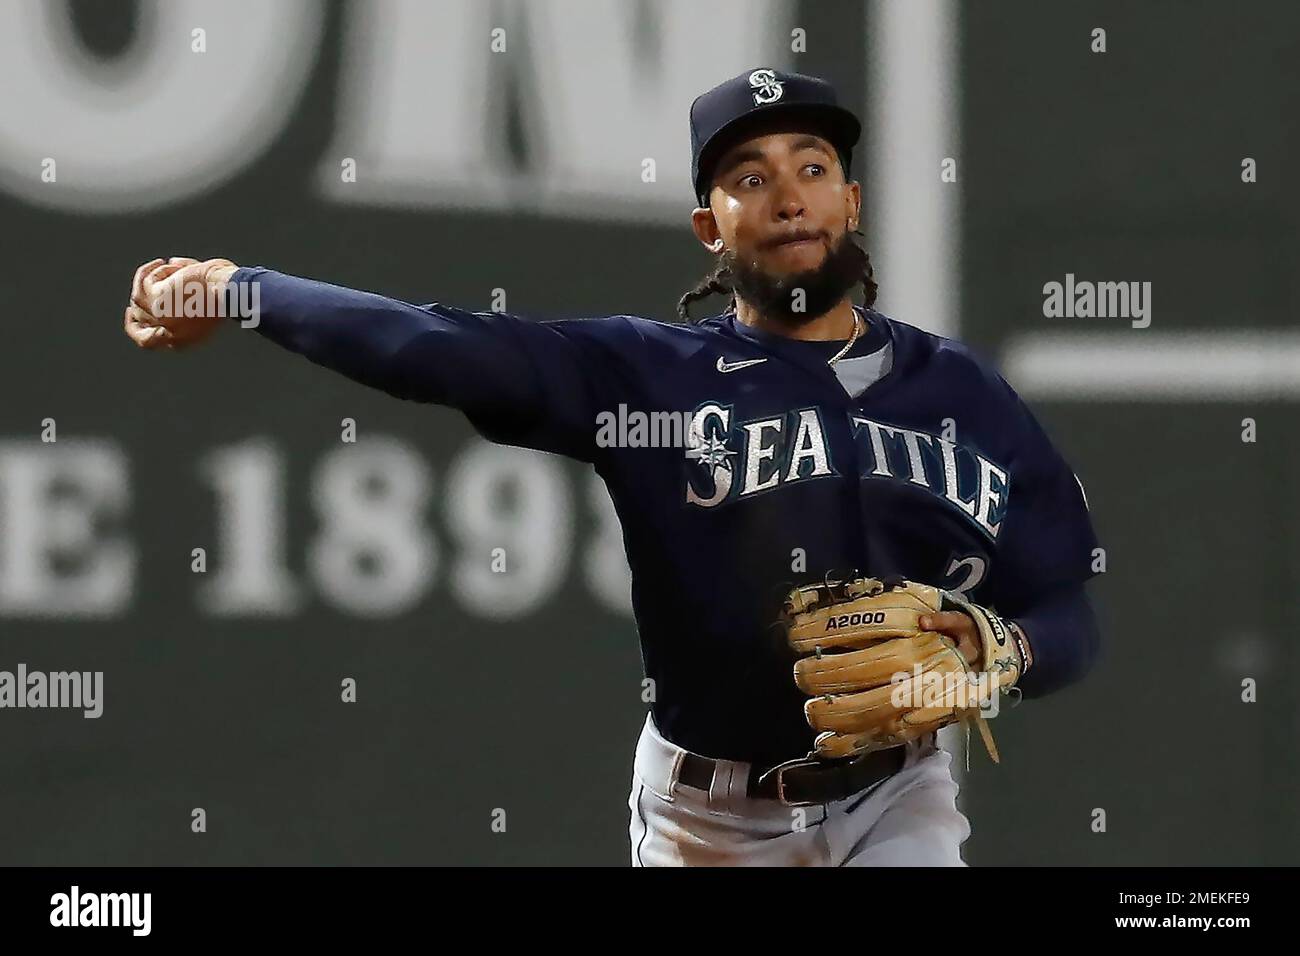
[987,375,1101,610]
[226,267,617,462]
[1011,582,1101,699]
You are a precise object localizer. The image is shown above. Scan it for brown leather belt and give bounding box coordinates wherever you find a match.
[677,746,907,807]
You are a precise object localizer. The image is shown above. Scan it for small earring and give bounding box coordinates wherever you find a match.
[712,239,724,252]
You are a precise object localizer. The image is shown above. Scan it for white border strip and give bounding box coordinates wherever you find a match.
[867,0,960,339]
[1003,332,1300,400]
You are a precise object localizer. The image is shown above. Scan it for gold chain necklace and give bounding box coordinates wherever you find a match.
[827,310,862,366]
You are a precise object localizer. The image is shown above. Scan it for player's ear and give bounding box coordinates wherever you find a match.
[690,205,724,253]
[846,180,862,232]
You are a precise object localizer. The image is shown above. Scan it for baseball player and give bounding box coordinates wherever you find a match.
[123,68,1101,867]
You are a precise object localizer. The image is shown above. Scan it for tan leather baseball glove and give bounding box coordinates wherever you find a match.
[778,575,1027,763]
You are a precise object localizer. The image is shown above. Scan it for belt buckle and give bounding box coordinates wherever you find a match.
[756,755,822,807]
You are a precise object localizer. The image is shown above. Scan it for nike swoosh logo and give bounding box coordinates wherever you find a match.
[716,356,768,373]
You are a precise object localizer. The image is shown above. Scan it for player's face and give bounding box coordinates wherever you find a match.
[694,129,860,276]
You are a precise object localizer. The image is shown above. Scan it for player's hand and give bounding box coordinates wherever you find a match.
[918,611,981,667]
[123,256,239,350]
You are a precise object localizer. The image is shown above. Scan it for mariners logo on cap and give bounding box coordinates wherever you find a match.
[748,69,783,105]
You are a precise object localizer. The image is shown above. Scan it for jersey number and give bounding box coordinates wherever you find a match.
[943,555,987,597]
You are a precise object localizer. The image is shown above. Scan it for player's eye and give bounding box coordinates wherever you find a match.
[806,163,826,176]
[737,173,763,188]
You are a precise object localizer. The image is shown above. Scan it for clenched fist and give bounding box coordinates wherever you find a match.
[123,257,240,350]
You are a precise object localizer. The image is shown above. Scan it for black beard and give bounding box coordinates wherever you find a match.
[723,232,863,327]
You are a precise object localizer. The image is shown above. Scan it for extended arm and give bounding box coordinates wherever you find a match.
[224,266,561,412]
[124,258,622,461]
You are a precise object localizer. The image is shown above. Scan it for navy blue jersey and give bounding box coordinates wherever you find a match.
[230,268,1101,766]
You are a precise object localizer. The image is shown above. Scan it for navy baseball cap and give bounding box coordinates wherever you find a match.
[689,67,861,207]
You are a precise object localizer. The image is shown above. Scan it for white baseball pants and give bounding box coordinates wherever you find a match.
[628,714,970,866]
